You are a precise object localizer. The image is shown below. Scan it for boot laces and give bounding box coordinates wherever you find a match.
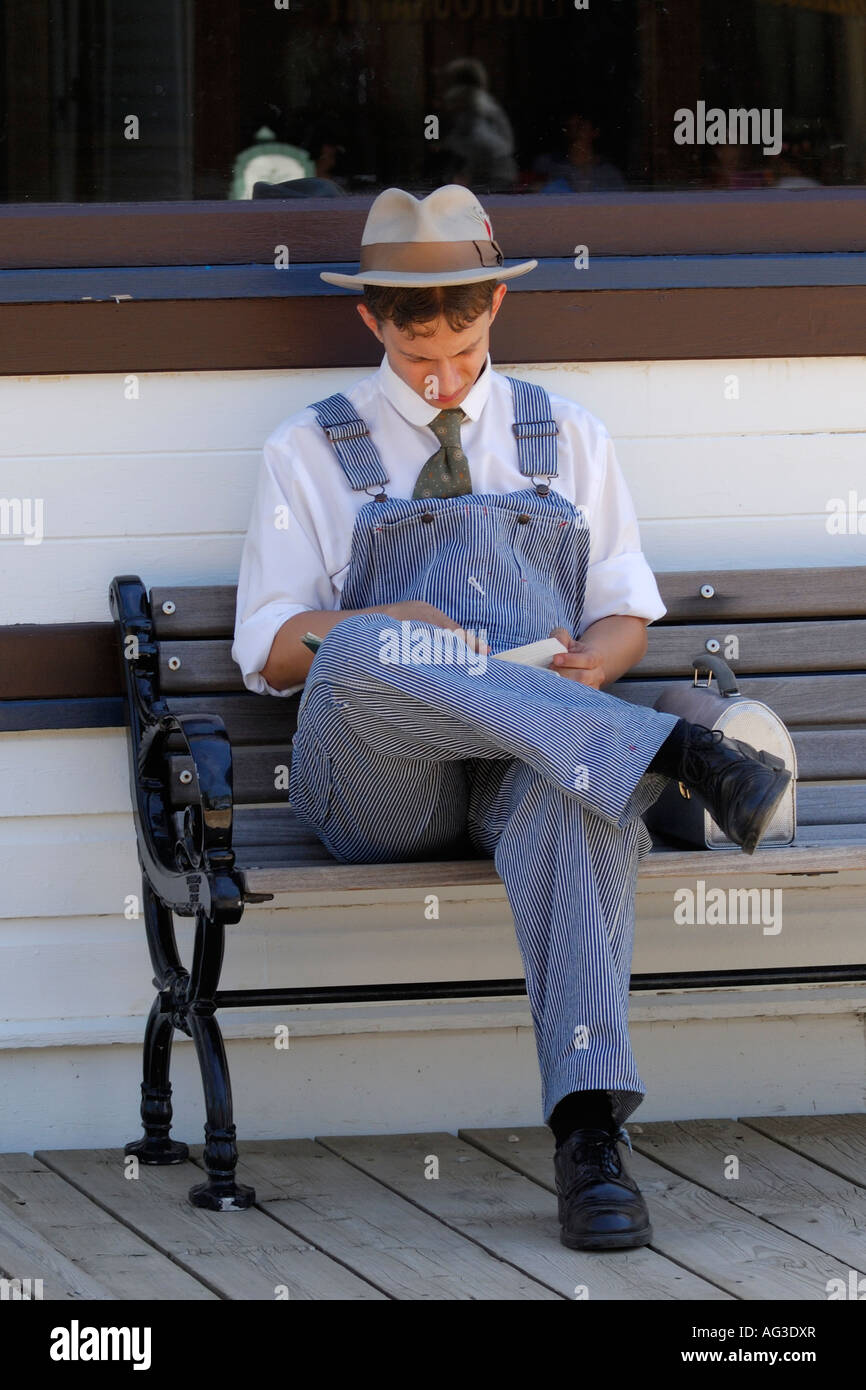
[679,725,728,789]
[560,1126,632,1194]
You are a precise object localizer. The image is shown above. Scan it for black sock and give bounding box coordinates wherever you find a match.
[646,717,690,779]
[549,1089,613,1146]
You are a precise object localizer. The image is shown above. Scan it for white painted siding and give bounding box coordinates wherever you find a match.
[2,357,866,623]
[1,357,865,1152]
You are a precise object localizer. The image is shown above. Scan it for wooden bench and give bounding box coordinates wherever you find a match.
[109,565,866,1210]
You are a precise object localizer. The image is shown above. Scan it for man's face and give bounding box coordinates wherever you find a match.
[357,282,507,408]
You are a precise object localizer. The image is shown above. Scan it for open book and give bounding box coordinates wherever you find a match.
[301,631,568,669]
[492,636,569,667]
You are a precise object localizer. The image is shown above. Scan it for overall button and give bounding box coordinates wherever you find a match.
[516,513,530,524]
[421,512,435,523]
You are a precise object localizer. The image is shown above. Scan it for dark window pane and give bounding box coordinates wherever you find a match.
[1,0,864,203]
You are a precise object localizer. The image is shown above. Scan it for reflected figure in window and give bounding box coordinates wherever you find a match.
[435,58,518,194]
[773,118,825,190]
[532,112,625,194]
[707,144,768,191]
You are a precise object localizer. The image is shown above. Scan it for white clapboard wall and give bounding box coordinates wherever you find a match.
[1,357,865,1153]
[3,357,866,622]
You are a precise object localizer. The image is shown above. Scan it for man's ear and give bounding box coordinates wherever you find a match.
[356,301,385,343]
[488,281,508,324]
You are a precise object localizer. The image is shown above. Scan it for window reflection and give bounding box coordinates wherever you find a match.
[1,0,863,203]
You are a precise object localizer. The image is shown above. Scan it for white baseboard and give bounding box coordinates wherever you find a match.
[3,986,864,1152]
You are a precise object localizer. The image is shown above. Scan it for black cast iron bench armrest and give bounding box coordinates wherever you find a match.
[110,574,245,923]
[136,711,244,922]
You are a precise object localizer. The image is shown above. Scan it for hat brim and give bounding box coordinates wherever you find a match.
[319,259,537,289]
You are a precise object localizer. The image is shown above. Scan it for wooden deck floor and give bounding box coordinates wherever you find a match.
[2,1114,864,1300]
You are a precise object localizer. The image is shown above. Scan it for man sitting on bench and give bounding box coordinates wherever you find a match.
[232,184,790,1252]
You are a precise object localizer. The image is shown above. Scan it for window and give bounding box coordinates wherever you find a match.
[2,0,864,204]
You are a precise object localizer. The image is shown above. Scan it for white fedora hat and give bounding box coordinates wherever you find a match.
[320,184,537,289]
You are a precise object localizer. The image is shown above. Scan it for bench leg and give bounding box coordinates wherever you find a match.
[125,874,189,1165]
[186,908,255,1211]
[125,996,190,1165]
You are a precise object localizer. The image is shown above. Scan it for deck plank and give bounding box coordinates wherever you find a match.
[13,1118,864,1300]
[0,1184,115,1301]
[460,1127,854,1300]
[628,1119,866,1274]
[204,1139,561,1300]
[1,1153,213,1301]
[739,1115,866,1189]
[37,1149,385,1301]
[320,1131,729,1300]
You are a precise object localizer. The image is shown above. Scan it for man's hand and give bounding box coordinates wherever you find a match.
[549,626,608,688]
[548,616,650,688]
[386,600,489,654]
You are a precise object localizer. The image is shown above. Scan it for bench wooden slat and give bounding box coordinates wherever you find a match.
[237,825,866,895]
[163,675,866,742]
[229,803,866,870]
[169,744,293,804]
[611,673,866,726]
[159,620,866,695]
[793,729,866,780]
[159,641,246,693]
[227,788,866,877]
[235,840,337,868]
[168,729,866,807]
[149,567,866,641]
[233,805,308,843]
[631,621,866,677]
[165,693,302,744]
[796,781,866,825]
[653,567,866,621]
[151,586,237,638]
[227,786,866,870]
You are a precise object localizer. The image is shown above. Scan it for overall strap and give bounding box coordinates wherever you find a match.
[310,393,390,492]
[505,376,559,481]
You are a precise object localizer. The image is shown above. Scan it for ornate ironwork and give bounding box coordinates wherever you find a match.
[110,576,254,1207]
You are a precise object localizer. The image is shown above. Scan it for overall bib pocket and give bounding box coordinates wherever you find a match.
[348,491,588,651]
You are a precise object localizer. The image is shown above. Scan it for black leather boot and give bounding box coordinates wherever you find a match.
[674,724,792,856]
[554,1126,652,1251]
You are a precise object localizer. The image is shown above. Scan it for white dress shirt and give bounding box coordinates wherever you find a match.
[232,352,666,697]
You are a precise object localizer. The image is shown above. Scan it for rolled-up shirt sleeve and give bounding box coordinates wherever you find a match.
[232,435,334,697]
[578,429,667,634]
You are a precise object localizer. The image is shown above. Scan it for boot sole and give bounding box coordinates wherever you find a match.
[740,764,793,856]
[560,1222,653,1251]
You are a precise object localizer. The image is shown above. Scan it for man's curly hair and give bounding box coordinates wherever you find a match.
[362,280,501,337]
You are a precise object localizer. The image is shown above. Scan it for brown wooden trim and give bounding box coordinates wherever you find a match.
[2,190,866,269]
[0,624,119,700]
[2,283,865,375]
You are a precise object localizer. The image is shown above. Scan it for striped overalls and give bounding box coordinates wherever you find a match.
[288,377,678,1127]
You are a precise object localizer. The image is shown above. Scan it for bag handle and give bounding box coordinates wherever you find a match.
[690,652,740,697]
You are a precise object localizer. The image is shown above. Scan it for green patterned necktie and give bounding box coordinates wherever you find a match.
[412,408,471,499]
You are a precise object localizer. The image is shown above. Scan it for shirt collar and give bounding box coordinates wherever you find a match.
[377,350,492,427]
